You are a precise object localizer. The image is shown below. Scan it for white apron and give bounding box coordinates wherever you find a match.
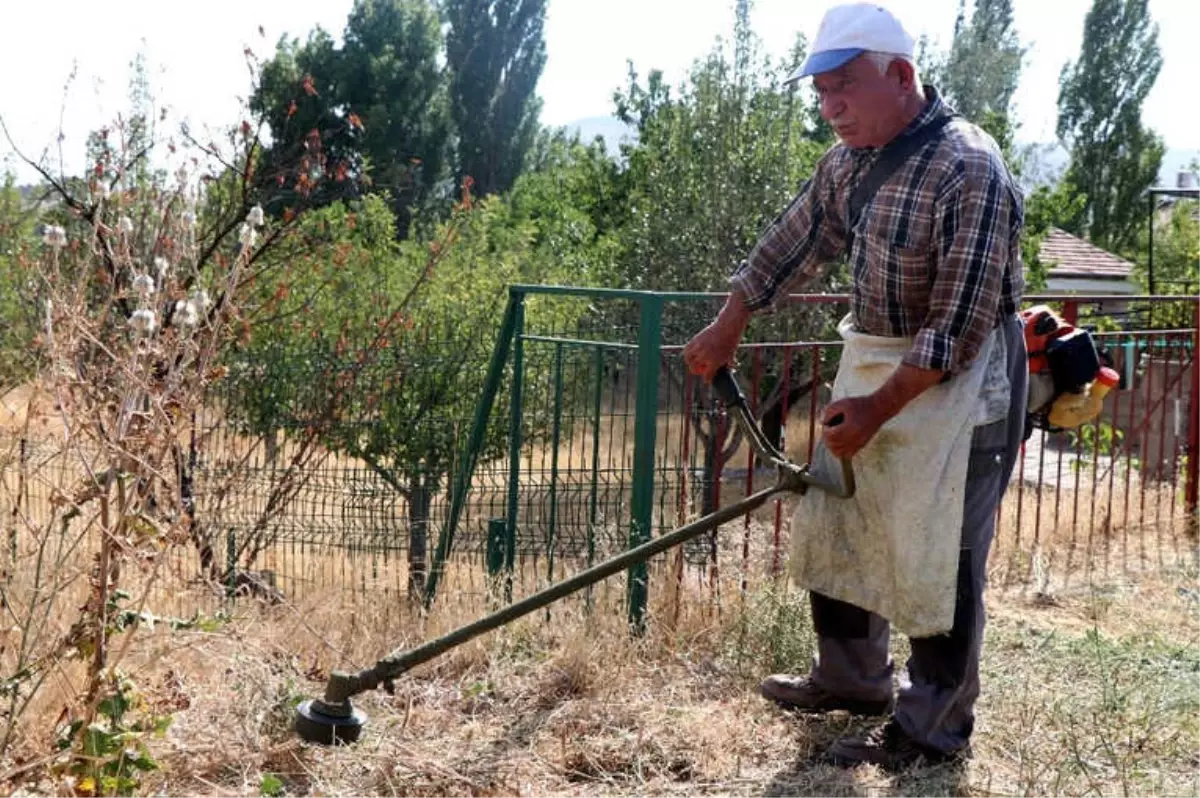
[790,315,1009,636]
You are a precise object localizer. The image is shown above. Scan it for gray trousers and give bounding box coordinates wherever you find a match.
[807,314,1028,753]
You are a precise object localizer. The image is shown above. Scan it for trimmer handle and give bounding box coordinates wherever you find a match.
[712,364,747,408]
[716,365,830,424]
[712,365,855,498]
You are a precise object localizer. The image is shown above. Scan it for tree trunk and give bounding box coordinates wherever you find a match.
[407,471,435,600]
[265,427,279,467]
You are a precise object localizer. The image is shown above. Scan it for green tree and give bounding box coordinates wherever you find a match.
[918,0,1025,165]
[1144,199,1199,290]
[251,28,365,212]
[613,6,823,294]
[441,0,547,197]
[1057,0,1164,254]
[612,2,836,514]
[511,129,626,288]
[0,171,39,385]
[1020,180,1088,292]
[251,0,453,234]
[342,0,455,220]
[940,0,1024,129]
[225,135,616,596]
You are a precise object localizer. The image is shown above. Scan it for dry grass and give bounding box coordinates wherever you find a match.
[2,548,1194,797]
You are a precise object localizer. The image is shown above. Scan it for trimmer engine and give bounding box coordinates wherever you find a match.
[1021,305,1120,432]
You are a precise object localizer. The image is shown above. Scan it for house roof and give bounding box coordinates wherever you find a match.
[1039,227,1134,280]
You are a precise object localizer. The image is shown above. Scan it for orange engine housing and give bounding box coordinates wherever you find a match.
[1020,304,1072,375]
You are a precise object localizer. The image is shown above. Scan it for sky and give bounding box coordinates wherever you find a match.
[1,0,1197,184]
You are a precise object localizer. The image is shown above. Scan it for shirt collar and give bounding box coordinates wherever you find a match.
[897,85,953,139]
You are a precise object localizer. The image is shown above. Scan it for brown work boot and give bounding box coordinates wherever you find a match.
[826,718,967,771]
[758,674,893,716]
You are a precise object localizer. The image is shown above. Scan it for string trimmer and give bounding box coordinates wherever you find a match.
[294,366,856,744]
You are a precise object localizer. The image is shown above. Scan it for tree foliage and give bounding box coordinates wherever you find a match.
[921,0,1025,164]
[1020,181,1088,293]
[612,7,825,295]
[1057,0,1164,255]
[0,172,40,384]
[940,0,1024,129]
[251,0,453,233]
[1144,204,1200,296]
[224,132,614,594]
[608,2,840,512]
[442,0,547,197]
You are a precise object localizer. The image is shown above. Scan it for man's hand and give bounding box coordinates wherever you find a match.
[821,396,890,460]
[820,362,948,459]
[683,290,752,382]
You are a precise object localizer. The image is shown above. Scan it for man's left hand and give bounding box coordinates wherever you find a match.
[821,396,890,460]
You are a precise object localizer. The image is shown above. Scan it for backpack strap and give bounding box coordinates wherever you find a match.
[846,112,957,242]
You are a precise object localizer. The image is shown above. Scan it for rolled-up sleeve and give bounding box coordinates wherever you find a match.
[904,160,1014,373]
[729,152,847,311]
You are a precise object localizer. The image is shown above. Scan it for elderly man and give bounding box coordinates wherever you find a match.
[682,2,1027,771]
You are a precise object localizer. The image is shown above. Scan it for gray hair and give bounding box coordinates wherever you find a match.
[863,51,920,85]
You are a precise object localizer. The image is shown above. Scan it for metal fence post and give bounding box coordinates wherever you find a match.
[423,292,521,607]
[627,295,663,633]
[1186,299,1199,534]
[586,345,604,613]
[504,297,527,604]
[547,344,564,598]
[1062,299,1079,326]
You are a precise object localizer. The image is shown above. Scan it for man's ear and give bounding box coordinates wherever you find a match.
[890,58,917,91]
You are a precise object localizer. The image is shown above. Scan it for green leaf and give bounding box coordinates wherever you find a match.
[82,725,120,758]
[260,772,286,797]
[97,692,130,723]
[151,715,173,736]
[130,753,159,772]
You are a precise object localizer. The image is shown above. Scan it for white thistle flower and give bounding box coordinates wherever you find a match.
[238,222,258,249]
[132,273,156,296]
[246,205,265,227]
[95,182,110,201]
[192,289,212,310]
[154,257,170,279]
[42,225,67,248]
[119,217,134,235]
[181,210,196,228]
[173,299,200,329]
[129,309,158,335]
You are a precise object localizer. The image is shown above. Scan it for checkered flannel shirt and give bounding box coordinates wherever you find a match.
[730,86,1024,374]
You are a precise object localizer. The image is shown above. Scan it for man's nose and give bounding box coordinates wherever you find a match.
[820,94,843,122]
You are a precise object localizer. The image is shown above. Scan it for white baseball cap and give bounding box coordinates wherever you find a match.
[786,3,915,83]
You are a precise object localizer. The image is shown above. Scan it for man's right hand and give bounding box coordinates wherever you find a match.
[682,290,752,382]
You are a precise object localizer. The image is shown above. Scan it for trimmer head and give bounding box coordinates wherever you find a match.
[294,698,367,744]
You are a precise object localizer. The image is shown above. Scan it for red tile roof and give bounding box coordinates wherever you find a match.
[1039,227,1134,279]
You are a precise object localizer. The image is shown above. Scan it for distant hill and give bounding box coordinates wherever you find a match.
[1021,142,1198,189]
[555,116,637,155]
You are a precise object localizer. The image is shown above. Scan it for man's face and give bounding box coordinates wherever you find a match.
[813,55,910,149]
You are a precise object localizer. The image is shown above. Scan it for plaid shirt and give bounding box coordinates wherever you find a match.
[730,87,1024,374]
